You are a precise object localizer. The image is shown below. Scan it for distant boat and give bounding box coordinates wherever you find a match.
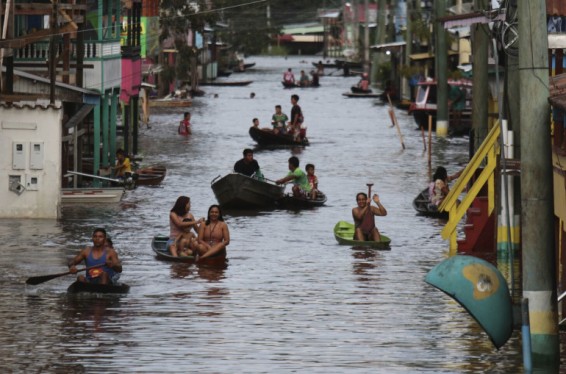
[211,173,285,209]
[134,165,167,186]
[408,78,472,135]
[149,97,192,108]
[281,81,319,88]
[249,126,309,146]
[333,221,391,249]
[200,80,253,86]
[342,91,381,98]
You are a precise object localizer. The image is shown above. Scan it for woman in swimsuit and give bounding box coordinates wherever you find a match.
[352,192,387,242]
[196,205,230,260]
[168,196,204,257]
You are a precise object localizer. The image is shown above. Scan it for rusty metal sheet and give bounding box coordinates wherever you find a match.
[547,0,566,16]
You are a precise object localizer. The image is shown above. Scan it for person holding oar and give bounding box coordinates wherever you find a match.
[68,228,122,285]
[352,184,387,242]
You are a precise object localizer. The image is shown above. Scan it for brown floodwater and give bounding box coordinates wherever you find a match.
[0,56,563,373]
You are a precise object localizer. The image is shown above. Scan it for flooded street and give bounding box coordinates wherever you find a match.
[0,56,541,372]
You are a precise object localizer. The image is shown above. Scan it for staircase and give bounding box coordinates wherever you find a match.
[457,196,495,253]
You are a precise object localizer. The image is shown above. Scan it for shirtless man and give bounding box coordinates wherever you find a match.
[352,193,387,242]
[68,228,122,285]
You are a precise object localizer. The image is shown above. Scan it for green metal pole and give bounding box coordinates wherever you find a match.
[93,103,101,187]
[518,0,559,367]
[434,0,448,136]
[110,88,118,165]
[102,91,109,167]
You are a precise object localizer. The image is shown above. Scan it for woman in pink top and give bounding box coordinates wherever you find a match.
[168,196,204,257]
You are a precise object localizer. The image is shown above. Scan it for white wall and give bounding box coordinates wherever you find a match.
[0,105,63,218]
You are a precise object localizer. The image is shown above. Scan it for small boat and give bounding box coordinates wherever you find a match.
[149,97,192,108]
[342,91,381,98]
[152,235,228,266]
[211,173,285,209]
[277,191,327,209]
[67,281,130,294]
[413,187,449,219]
[282,81,319,88]
[61,188,125,204]
[200,80,253,86]
[351,86,373,94]
[218,70,232,77]
[333,221,391,249]
[249,126,309,146]
[408,78,472,135]
[282,81,299,88]
[134,165,167,186]
[152,235,196,263]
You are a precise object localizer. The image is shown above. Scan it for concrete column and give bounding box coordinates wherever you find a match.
[518,0,559,367]
[110,89,118,165]
[435,0,448,136]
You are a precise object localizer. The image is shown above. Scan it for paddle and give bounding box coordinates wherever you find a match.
[359,183,376,235]
[25,264,104,285]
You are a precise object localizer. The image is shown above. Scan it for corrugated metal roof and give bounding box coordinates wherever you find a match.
[547,0,566,16]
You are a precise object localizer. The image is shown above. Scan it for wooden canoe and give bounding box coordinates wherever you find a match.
[149,98,192,108]
[200,80,253,86]
[152,235,196,263]
[333,221,391,249]
[61,188,125,204]
[211,173,285,209]
[277,191,327,209]
[249,126,309,146]
[134,165,167,186]
[413,187,448,219]
[67,281,130,294]
[151,235,227,266]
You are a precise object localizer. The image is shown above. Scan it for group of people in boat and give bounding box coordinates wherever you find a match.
[167,196,230,260]
[253,94,307,141]
[233,149,319,200]
[282,68,320,87]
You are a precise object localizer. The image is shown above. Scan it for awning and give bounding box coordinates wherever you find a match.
[370,41,406,51]
[410,51,458,61]
[64,104,94,129]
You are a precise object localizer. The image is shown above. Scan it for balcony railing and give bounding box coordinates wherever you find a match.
[14,40,121,61]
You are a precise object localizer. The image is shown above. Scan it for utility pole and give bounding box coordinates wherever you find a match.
[434,0,448,136]
[266,1,271,54]
[471,0,488,151]
[363,0,369,72]
[518,0,559,367]
[371,0,386,85]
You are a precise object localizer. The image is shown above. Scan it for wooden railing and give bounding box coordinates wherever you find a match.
[439,122,500,254]
[14,40,121,61]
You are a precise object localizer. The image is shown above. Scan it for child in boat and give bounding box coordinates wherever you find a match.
[428,166,463,209]
[175,218,199,257]
[271,105,289,134]
[305,163,318,200]
[111,149,131,178]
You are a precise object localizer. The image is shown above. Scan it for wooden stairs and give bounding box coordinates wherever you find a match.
[457,196,496,254]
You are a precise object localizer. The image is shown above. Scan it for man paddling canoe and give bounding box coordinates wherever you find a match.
[352,192,387,242]
[68,228,122,285]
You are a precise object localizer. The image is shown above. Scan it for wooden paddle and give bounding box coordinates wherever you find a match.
[25,264,104,285]
[359,183,376,235]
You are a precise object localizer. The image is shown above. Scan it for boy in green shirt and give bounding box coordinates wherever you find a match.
[276,156,311,197]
